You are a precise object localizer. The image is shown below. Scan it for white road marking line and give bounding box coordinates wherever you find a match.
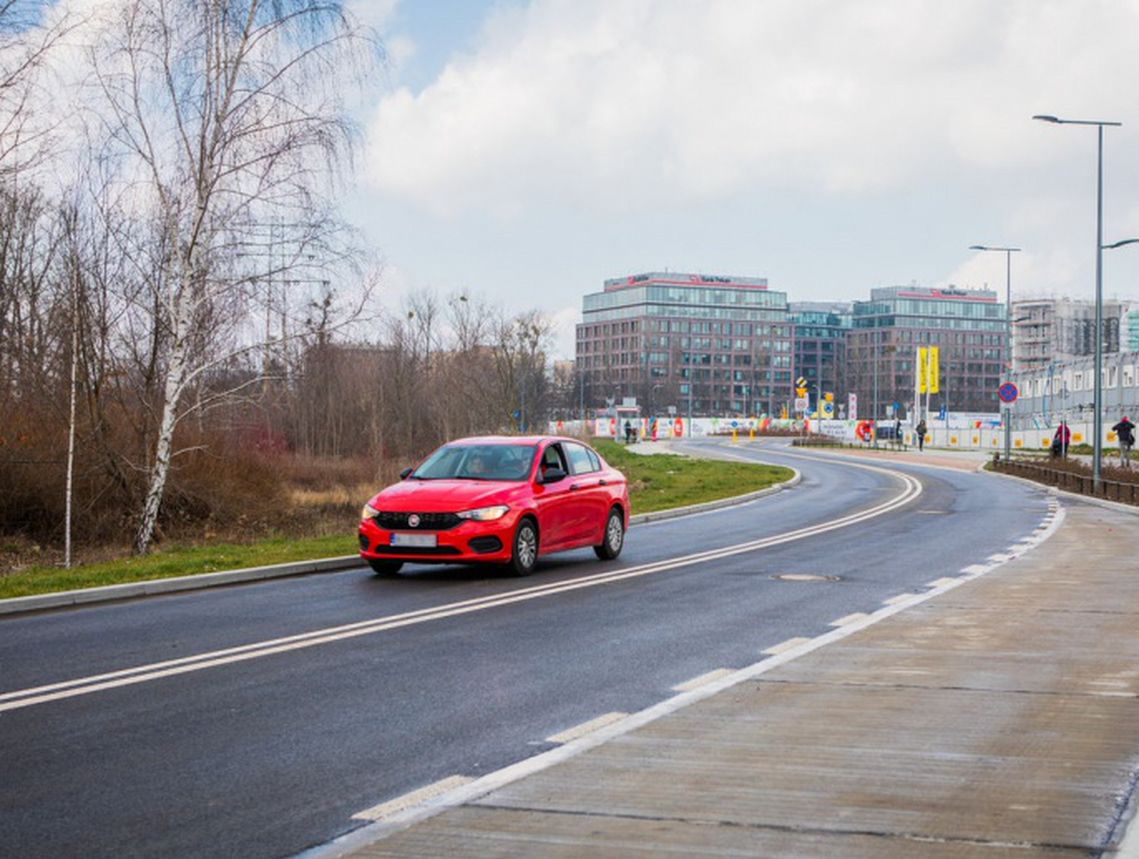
[829,612,870,627]
[352,776,472,822]
[2,468,922,713]
[671,669,734,692]
[987,553,1013,562]
[545,712,629,744]
[927,577,961,588]
[761,637,813,655]
[883,593,919,606]
[310,501,1070,857]
[960,564,989,574]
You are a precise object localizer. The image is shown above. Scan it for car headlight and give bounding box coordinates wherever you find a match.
[456,504,510,522]
[361,502,380,521]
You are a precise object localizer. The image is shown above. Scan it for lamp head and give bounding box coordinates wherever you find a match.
[1103,238,1139,250]
[1032,114,1061,123]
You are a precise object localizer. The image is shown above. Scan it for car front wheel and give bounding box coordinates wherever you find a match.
[594,508,624,560]
[509,518,539,576]
[368,559,404,576]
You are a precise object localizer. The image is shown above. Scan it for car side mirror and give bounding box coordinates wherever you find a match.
[540,467,567,484]
[400,467,414,480]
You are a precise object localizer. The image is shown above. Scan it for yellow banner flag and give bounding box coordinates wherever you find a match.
[927,346,940,394]
[918,347,928,393]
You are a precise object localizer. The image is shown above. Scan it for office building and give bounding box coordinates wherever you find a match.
[789,302,851,414]
[576,272,791,416]
[847,285,1007,418]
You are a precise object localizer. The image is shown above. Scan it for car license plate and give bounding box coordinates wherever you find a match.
[391,532,437,548]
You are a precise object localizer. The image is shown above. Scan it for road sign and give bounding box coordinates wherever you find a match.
[998,382,1019,404]
[794,396,809,413]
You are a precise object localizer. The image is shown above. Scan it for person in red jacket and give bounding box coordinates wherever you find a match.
[1051,421,1071,458]
[1112,416,1135,467]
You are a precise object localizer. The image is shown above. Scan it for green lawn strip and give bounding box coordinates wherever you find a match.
[1,443,792,600]
[594,440,793,514]
[0,533,356,600]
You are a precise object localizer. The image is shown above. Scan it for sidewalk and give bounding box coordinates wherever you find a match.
[328,489,1139,857]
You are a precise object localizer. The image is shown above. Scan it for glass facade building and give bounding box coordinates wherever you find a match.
[789,302,852,415]
[848,286,1007,417]
[576,272,791,416]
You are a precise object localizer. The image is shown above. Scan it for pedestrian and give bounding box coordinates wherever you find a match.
[915,418,927,452]
[893,418,902,448]
[623,419,634,444]
[1112,416,1135,467]
[1052,422,1071,458]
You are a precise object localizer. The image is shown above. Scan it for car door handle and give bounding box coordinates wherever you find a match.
[598,479,608,486]
[569,483,581,491]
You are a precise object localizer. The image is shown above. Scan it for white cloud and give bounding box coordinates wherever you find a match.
[548,303,579,360]
[363,0,1139,218]
[345,0,400,31]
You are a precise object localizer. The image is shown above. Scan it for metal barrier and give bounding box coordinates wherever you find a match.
[992,458,1139,506]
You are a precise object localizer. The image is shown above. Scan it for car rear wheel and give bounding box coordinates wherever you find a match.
[367,559,404,576]
[594,508,624,560]
[509,518,538,576]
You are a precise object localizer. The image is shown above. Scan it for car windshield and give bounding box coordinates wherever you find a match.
[413,443,537,481]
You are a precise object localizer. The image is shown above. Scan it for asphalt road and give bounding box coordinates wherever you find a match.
[0,441,1054,858]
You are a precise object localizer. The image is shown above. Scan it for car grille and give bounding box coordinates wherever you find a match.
[371,545,462,556]
[373,511,461,531]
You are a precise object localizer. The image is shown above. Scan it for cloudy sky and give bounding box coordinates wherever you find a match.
[349,0,1139,358]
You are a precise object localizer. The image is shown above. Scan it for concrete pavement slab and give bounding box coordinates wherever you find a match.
[334,500,1139,858]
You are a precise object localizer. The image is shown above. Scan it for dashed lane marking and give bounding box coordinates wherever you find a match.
[762,637,814,655]
[671,669,734,692]
[352,776,472,822]
[546,712,629,744]
[829,612,871,627]
[883,593,920,606]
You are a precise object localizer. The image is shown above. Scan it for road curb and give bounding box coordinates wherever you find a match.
[0,473,801,617]
[0,555,361,617]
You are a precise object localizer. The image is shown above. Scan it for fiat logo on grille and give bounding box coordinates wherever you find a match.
[407,514,421,528]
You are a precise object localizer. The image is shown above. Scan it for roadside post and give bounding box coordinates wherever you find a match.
[998,382,1019,462]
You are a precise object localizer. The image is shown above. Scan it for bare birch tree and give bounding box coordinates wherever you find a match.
[83,0,378,553]
[0,0,75,178]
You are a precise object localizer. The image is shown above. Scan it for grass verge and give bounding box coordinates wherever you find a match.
[1,442,793,600]
[593,439,792,514]
[0,534,356,600]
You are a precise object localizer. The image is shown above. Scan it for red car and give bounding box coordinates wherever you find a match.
[358,435,630,576]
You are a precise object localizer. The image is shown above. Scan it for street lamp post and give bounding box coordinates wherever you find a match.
[969,245,1021,462]
[1033,114,1121,490]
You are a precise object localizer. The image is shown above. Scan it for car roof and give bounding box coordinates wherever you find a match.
[448,435,585,447]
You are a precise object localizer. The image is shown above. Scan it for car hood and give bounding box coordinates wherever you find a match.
[371,479,526,512]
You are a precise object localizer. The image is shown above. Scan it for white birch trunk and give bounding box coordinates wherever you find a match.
[64,294,78,568]
[134,313,187,555]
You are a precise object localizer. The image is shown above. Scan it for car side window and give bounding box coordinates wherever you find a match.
[540,443,567,475]
[587,449,601,471]
[565,442,597,476]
